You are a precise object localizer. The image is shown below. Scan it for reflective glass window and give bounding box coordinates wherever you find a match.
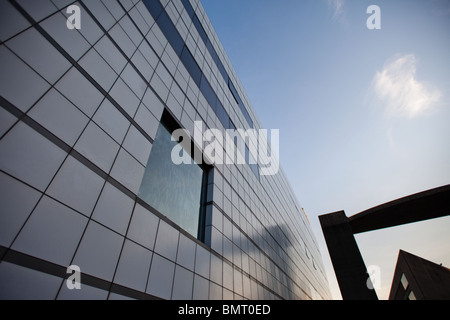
[157,12,184,56]
[401,273,409,290]
[192,14,208,44]
[181,0,195,18]
[139,113,208,240]
[180,46,202,86]
[200,76,218,111]
[216,101,230,129]
[142,0,164,20]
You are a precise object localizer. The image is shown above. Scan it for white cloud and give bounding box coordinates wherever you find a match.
[327,0,345,21]
[372,54,441,119]
[326,0,349,27]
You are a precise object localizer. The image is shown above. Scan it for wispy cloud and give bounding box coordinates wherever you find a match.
[327,0,346,23]
[372,54,441,119]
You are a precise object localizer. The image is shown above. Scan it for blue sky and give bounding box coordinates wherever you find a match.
[202,0,450,299]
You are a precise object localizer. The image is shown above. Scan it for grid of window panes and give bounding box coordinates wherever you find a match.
[0,0,331,300]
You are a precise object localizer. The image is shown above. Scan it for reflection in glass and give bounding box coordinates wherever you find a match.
[139,121,206,239]
[401,273,409,290]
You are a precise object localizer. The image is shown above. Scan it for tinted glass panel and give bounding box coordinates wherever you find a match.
[139,121,206,239]
[206,40,217,63]
[181,0,195,18]
[241,105,253,129]
[192,15,208,45]
[245,145,260,181]
[200,76,217,111]
[401,274,409,290]
[180,46,202,86]
[142,0,164,20]
[228,78,241,105]
[157,12,184,56]
[216,101,230,129]
[216,59,228,83]
[229,79,254,128]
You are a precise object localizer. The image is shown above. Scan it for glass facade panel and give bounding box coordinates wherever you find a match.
[142,0,164,21]
[157,12,184,56]
[139,120,206,239]
[192,15,208,44]
[215,101,229,129]
[401,273,409,290]
[180,46,202,86]
[200,76,218,112]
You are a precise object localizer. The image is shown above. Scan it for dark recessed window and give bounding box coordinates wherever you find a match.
[216,101,230,129]
[181,0,195,18]
[142,0,164,20]
[228,79,253,128]
[157,12,184,56]
[200,76,218,111]
[192,14,208,44]
[180,46,202,87]
[139,111,209,241]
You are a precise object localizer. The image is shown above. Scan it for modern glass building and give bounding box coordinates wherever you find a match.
[0,0,331,300]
